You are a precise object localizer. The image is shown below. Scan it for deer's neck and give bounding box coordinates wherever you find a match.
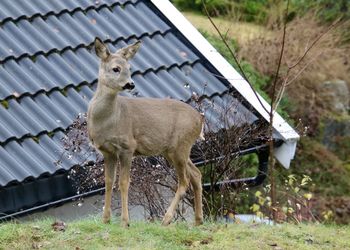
[89,81,121,120]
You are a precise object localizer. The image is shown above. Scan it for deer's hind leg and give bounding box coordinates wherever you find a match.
[188,160,203,225]
[102,153,117,223]
[162,151,190,226]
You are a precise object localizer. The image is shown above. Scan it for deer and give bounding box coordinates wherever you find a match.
[87,37,205,228]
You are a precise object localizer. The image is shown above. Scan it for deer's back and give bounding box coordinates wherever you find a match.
[119,96,203,155]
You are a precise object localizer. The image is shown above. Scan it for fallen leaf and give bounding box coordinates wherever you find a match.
[90,19,97,25]
[32,225,41,230]
[182,239,193,246]
[200,237,213,245]
[305,238,313,244]
[192,241,200,247]
[31,234,41,241]
[51,220,66,232]
[268,243,283,250]
[32,242,42,249]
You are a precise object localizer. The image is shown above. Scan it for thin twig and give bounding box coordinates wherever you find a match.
[270,0,289,112]
[273,16,337,112]
[287,17,342,70]
[201,0,270,115]
[287,56,322,87]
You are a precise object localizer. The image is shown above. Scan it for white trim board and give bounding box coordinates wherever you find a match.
[150,0,299,168]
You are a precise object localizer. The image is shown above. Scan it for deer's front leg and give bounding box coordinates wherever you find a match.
[118,152,132,228]
[103,154,117,223]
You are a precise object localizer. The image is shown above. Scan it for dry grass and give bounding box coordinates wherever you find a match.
[182,12,273,45]
[239,17,349,84]
[238,16,350,133]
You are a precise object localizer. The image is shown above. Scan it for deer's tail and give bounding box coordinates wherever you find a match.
[198,112,205,141]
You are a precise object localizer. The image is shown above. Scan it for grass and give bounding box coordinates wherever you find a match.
[1,217,350,249]
[182,11,272,45]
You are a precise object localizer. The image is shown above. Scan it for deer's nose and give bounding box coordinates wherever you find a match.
[123,82,135,90]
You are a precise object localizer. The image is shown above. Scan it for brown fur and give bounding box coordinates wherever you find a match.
[87,38,204,227]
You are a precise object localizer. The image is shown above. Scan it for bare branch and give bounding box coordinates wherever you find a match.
[270,0,289,113]
[201,0,270,115]
[287,17,342,70]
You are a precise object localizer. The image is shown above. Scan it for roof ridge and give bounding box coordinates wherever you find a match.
[0,0,139,27]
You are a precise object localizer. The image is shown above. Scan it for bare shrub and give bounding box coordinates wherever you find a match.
[59,93,271,221]
[60,114,178,220]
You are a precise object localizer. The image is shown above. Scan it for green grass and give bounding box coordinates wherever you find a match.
[1,217,349,249]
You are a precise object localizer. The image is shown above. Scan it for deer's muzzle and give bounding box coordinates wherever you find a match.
[123,82,135,90]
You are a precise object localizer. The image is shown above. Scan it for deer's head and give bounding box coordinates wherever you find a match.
[94,37,141,91]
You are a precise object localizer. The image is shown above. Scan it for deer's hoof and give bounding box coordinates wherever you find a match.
[103,217,111,224]
[102,212,111,224]
[161,220,170,226]
[161,214,173,226]
[194,219,204,226]
[121,221,130,228]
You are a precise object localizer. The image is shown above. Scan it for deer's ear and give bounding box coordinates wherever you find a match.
[94,37,110,60]
[118,41,141,60]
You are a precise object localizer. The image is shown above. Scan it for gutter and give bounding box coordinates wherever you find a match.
[192,143,271,191]
[202,150,269,191]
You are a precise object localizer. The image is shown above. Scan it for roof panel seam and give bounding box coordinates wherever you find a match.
[0,127,66,147]
[1,59,200,101]
[0,29,172,63]
[0,0,140,27]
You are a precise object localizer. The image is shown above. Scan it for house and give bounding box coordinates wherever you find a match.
[0,0,299,218]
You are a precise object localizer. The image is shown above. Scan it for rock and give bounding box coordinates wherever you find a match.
[320,80,349,115]
[320,80,350,160]
[321,116,350,161]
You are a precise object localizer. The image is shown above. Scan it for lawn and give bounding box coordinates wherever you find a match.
[0,217,349,249]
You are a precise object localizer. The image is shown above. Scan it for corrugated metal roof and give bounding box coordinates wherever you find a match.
[0,2,165,60]
[0,33,200,99]
[0,0,263,188]
[0,0,138,22]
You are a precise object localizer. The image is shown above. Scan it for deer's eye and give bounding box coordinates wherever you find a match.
[112,67,121,73]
